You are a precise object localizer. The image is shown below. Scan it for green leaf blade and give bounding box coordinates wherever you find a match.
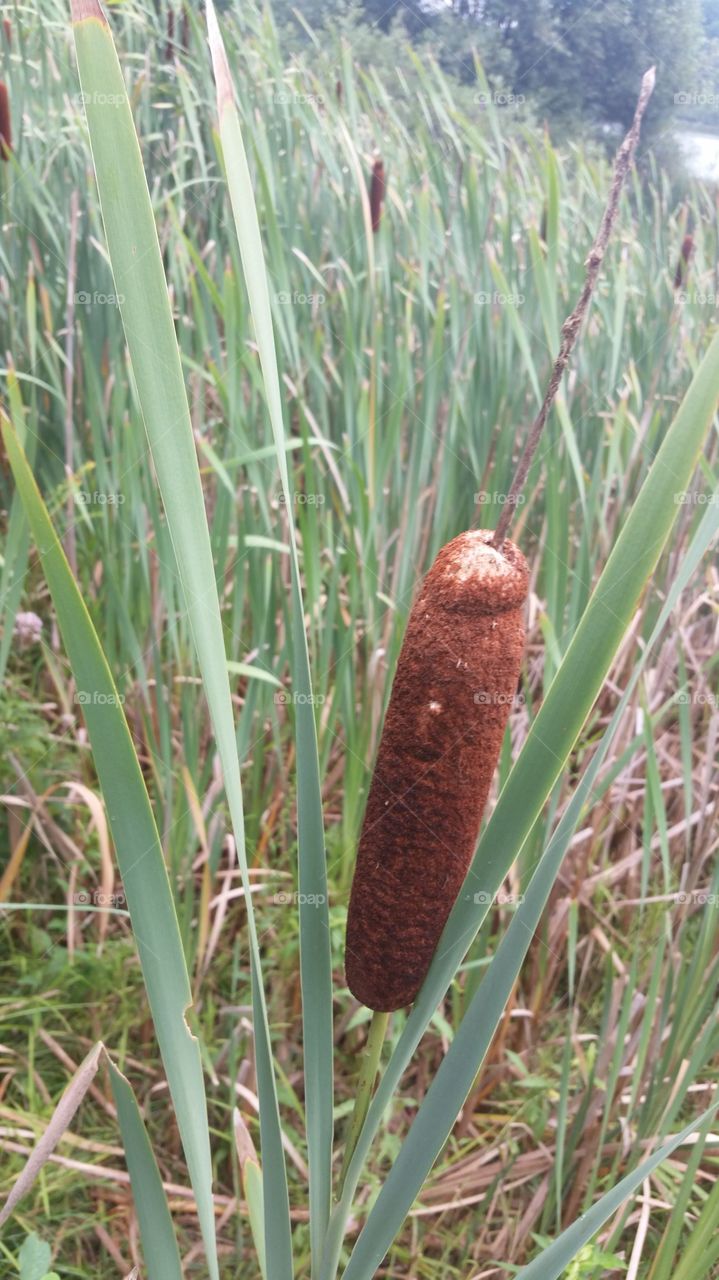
[0,415,212,1275]
[108,1060,184,1280]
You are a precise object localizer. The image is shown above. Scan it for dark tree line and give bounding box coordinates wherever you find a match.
[272,0,715,135]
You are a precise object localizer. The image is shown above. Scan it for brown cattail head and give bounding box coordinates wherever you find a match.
[336,78,343,104]
[166,8,175,60]
[0,82,11,160]
[674,234,694,290]
[345,531,528,1011]
[2,18,11,45]
[369,158,385,234]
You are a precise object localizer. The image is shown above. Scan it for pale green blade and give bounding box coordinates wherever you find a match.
[0,372,35,682]
[108,1060,183,1280]
[0,412,213,1274]
[71,4,290,1276]
[207,0,333,1265]
[327,327,719,1276]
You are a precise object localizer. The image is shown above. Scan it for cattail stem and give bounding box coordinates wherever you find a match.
[490,65,656,550]
[338,1009,389,1195]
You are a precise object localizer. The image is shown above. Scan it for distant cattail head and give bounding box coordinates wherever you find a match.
[2,18,11,45]
[165,8,175,61]
[0,82,11,160]
[345,530,528,1011]
[674,234,694,290]
[369,157,385,234]
[336,78,343,104]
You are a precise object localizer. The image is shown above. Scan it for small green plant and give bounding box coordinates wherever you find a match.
[18,1233,59,1280]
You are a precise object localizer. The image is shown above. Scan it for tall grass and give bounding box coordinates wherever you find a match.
[1,0,718,1276]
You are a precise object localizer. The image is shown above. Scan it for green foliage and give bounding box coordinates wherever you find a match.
[536,1240,627,1277]
[272,0,711,137]
[18,1234,59,1280]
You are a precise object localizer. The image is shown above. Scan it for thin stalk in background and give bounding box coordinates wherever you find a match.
[491,65,655,547]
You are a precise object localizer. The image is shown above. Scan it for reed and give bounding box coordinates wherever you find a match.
[0,81,12,159]
[369,156,385,232]
[674,232,694,288]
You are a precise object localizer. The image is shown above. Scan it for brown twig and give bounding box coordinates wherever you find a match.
[490,65,656,550]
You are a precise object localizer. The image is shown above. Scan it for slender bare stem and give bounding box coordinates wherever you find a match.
[490,65,656,550]
[337,1009,389,1196]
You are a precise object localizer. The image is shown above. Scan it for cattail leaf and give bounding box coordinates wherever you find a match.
[0,417,206,1267]
[488,253,542,404]
[0,372,35,682]
[108,1060,183,1280]
[70,4,288,1275]
[326,328,719,1278]
[234,1109,267,1280]
[206,0,333,1265]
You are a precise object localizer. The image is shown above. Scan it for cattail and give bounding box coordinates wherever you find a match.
[2,18,11,45]
[674,233,694,290]
[345,531,528,1011]
[180,5,189,53]
[336,78,343,104]
[165,7,175,61]
[369,157,385,234]
[0,82,11,160]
